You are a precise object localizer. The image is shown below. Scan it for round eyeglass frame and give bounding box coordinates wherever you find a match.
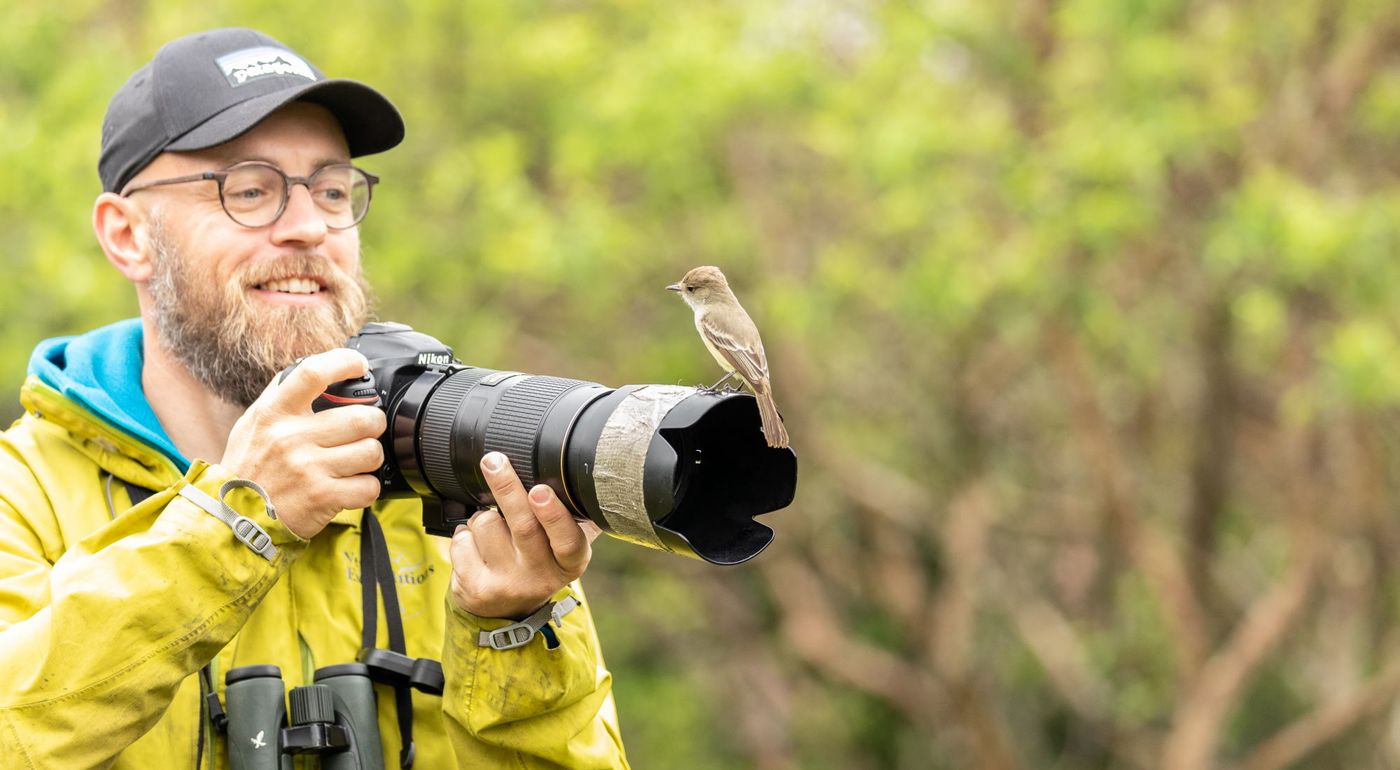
[119,161,379,230]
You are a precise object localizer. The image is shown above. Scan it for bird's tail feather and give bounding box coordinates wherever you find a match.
[755,389,789,449]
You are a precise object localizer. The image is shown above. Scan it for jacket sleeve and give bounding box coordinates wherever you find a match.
[0,457,306,769]
[441,582,630,769]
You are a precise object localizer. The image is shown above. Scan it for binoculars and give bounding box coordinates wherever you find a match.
[225,664,383,770]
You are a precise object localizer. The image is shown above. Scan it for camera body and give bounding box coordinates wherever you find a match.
[312,322,460,498]
[309,322,796,565]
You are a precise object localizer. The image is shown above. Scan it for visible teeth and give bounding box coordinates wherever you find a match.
[261,278,320,294]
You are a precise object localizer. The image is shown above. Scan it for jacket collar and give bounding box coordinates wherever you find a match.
[28,318,189,471]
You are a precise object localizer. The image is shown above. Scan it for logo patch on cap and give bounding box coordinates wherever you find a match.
[216,46,318,88]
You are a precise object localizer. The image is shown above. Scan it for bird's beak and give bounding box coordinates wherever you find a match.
[665,282,682,292]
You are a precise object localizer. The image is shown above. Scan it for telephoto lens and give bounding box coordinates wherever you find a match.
[312,323,798,565]
[407,377,792,564]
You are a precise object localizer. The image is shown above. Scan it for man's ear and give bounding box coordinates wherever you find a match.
[93,192,157,283]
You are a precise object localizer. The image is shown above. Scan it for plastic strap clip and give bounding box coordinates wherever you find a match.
[177,479,278,561]
[357,648,446,696]
[478,596,579,651]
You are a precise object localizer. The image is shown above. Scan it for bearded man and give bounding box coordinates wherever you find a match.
[0,28,627,769]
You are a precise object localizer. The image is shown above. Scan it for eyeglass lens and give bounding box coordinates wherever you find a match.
[221,164,372,229]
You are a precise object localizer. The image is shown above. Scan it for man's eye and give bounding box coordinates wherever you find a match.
[228,186,268,201]
[313,176,352,201]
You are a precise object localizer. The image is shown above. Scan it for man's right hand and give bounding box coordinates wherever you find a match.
[221,348,386,539]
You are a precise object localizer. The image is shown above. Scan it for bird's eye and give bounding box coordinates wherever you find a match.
[686,286,695,293]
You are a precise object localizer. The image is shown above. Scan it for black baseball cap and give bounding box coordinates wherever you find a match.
[99,28,404,193]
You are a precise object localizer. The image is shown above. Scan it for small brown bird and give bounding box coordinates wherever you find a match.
[667,266,789,448]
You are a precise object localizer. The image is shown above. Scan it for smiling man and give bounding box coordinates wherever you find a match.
[0,28,626,769]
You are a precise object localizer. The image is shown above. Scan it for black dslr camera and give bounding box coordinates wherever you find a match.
[307,322,796,564]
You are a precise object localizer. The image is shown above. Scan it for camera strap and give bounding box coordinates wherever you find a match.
[358,507,445,770]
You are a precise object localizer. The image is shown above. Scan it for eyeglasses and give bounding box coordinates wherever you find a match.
[121,162,379,230]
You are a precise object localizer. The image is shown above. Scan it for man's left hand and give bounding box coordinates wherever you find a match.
[448,452,602,620]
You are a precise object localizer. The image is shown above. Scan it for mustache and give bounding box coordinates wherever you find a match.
[236,254,352,291]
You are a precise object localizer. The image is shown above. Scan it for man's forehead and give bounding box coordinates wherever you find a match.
[184,102,351,168]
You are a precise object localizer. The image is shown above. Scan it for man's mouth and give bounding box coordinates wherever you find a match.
[254,277,325,295]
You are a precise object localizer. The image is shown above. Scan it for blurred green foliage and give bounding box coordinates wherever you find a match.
[7,1,1400,768]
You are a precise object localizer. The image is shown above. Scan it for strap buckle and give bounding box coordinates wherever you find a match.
[231,516,274,556]
[484,623,538,650]
[176,481,278,561]
[477,596,580,651]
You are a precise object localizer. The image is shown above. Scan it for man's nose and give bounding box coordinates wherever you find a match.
[270,183,328,244]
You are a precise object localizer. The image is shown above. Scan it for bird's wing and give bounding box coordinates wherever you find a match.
[700,313,769,384]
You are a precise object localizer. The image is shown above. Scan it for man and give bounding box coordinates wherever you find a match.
[0,28,627,769]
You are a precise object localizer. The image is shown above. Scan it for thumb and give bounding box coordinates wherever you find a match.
[264,348,369,414]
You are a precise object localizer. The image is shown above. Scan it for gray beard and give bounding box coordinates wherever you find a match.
[146,219,375,407]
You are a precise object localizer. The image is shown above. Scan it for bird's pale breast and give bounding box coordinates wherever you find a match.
[695,314,737,374]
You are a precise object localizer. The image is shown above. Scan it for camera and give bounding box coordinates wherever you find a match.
[299,322,796,564]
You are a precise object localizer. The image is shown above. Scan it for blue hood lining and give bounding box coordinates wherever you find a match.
[29,318,189,471]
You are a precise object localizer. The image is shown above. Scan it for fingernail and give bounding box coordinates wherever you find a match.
[482,452,505,472]
[529,485,552,504]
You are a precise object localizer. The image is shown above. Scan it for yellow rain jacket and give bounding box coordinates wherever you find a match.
[0,320,628,769]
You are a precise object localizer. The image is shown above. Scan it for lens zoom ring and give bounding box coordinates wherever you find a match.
[419,369,490,500]
[484,376,584,489]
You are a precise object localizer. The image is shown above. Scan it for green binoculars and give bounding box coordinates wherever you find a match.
[224,664,383,770]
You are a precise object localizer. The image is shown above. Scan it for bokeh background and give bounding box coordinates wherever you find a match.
[6,1,1400,768]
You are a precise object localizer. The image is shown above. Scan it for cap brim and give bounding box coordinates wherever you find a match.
[165,78,404,158]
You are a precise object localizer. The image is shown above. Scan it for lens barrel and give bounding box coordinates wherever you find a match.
[331,321,796,564]
[391,368,794,564]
